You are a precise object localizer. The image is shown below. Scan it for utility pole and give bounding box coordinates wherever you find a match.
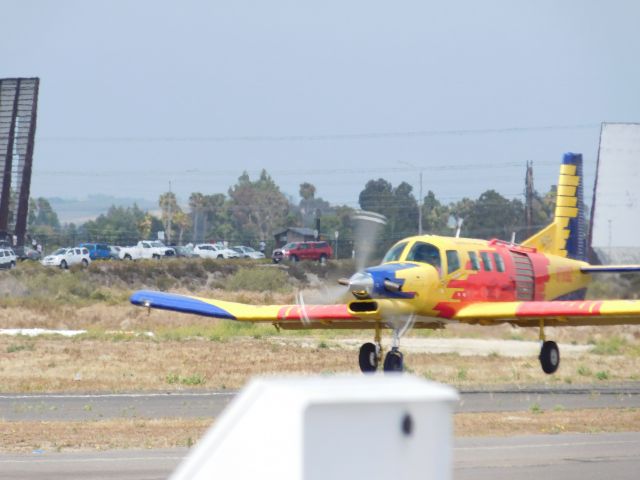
[418,170,423,235]
[524,160,534,239]
[167,181,173,243]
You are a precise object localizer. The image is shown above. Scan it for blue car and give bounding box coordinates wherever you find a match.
[79,243,112,260]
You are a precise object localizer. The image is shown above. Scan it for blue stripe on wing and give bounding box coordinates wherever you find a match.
[130,290,236,319]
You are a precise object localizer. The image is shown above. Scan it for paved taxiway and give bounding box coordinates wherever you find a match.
[2,384,640,421]
[1,432,638,479]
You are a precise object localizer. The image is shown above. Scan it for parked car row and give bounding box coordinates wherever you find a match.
[1,240,331,271]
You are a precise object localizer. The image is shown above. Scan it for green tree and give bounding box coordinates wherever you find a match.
[299,182,316,201]
[451,190,524,240]
[228,170,290,244]
[189,192,206,243]
[28,198,60,230]
[421,191,451,235]
[82,204,154,244]
[203,193,231,242]
[27,197,62,245]
[358,179,419,247]
[319,205,356,258]
[158,192,179,244]
[298,182,331,228]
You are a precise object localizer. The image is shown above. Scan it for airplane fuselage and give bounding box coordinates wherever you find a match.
[354,234,592,321]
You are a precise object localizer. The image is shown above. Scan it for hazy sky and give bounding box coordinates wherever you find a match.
[3,1,639,208]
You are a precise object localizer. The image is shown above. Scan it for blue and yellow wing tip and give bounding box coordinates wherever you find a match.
[130,290,237,320]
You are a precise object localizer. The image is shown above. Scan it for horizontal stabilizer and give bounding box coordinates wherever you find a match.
[580,265,640,274]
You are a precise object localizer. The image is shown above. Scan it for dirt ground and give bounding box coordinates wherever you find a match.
[1,302,640,451]
[1,331,640,392]
[2,408,639,453]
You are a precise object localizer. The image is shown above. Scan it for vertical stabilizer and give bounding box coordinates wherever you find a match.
[522,153,587,260]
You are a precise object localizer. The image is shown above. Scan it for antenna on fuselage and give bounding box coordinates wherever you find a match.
[455,218,463,238]
[510,231,516,244]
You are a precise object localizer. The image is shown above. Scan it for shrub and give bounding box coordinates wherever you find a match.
[577,365,592,376]
[226,267,291,293]
[592,336,626,355]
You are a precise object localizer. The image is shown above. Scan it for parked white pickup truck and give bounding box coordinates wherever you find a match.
[119,241,175,260]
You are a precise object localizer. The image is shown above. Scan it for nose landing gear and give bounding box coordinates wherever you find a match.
[383,348,404,372]
[358,320,410,373]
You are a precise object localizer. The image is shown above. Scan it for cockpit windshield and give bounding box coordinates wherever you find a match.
[382,241,408,263]
[406,242,441,270]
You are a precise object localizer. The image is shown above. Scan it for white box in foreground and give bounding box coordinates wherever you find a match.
[171,374,459,480]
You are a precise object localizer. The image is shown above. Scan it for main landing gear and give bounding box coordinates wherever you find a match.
[538,320,560,374]
[358,322,405,373]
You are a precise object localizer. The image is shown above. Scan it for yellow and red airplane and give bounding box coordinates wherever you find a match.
[131,153,640,374]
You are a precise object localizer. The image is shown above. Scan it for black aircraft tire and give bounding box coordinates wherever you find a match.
[383,349,404,373]
[539,340,560,374]
[358,342,378,373]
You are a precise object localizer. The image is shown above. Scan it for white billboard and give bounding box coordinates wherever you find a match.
[590,123,640,258]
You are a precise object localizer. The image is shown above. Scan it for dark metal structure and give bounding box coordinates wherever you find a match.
[0,77,39,246]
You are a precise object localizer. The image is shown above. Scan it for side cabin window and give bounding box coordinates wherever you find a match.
[468,251,480,270]
[493,252,506,272]
[480,251,493,271]
[446,250,460,274]
[406,242,441,271]
[382,241,408,263]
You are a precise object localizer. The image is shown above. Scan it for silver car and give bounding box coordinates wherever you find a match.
[193,243,240,259]
[41,247,91,269]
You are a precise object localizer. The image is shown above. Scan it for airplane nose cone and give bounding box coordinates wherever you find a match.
[348,271,374,299]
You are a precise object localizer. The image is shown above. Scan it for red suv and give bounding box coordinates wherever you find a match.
[272,241,333,264]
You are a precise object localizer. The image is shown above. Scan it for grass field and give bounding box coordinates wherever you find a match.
[1,314,640,391]
[1,259,639,451]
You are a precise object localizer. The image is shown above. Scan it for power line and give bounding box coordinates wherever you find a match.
[38,124,600,143]
[32,160,561,178]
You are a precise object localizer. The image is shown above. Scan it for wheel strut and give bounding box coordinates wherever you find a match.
[538,319,560,374]
[374,322,382,362]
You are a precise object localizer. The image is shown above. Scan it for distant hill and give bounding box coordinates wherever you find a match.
[47,195,160,224]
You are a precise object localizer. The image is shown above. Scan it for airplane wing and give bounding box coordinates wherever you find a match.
[130,290,354,322]
[129,290,415,328]
[453,299,640,327]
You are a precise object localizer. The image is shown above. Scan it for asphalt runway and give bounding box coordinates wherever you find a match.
[1,432,639,480]
[2,384,640,421]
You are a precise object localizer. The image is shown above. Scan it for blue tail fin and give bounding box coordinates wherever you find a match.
[562,153,587,261]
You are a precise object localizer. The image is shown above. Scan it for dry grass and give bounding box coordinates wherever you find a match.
[0,279,638,391]
[0,418,211,452]
[455,408,640,437]
[1,330,640,392]
[2,409,639,453]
